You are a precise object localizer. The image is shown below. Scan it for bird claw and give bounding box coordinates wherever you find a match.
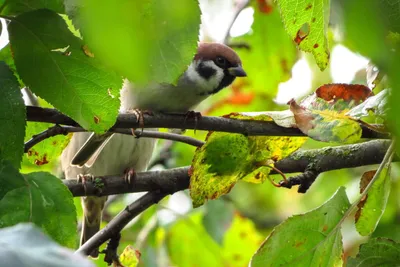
[124,168,136,185]
[184,111,202,134]
[126,109,153,135]
[77,174,94,194]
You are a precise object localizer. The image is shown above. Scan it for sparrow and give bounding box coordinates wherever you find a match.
[60,42,246,257]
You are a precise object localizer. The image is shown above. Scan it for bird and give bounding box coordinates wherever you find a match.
[60,42,246,257]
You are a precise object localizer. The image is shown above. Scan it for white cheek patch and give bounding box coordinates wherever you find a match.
[186,60,224,94]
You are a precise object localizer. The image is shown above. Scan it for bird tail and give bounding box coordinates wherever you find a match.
[81,196,107,258]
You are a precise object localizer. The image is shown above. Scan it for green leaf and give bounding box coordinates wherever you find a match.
[24,123,72,167]
[389,60,400,155]
[24,98,71,167]
[190,132,249,208]
[289,96,362,144]
[0,45,15,72]
[0,62,25,169]
[276,0,330,70]
[0,44,24,85]
[202,199,235,245]
[119,245,140,267]
[166,213,226,267]
[0,160,77,248]
[232,3,296,96]
[347,238,400,267]
[355,167,391,236]
[0,0,64,15]
[0,223,94,267]
[251,187,350,267]
[76,0,200,85]
[190,114,306,207]
[8,9,121,132]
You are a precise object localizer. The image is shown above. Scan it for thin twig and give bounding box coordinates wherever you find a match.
[24,125,82,152]
[24,125,204,153]
[115,129,205,147]
[26,106,389,139]
[223,0,250,44]
[76,191,168,256]
[148,140,175,168]
[228,41,251,50]
[135,215,158,250]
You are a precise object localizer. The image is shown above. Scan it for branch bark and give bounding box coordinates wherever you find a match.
[65,140,393,197]
[65,167,189,197]
[26,106,388,139]
[76,191,168,256]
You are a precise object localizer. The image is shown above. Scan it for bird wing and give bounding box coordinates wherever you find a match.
[71,132,114,167]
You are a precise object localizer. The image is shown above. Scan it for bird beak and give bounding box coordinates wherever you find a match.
[228,65,247,77]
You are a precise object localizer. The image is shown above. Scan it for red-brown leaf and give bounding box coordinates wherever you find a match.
[316,84,372,103]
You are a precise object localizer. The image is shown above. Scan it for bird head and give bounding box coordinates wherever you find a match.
[120,42,246,113]
[184,42,246,96]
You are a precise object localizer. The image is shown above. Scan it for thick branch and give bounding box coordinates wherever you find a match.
[275,139,393,173]
[26,106,388,139]
[65,167,189,197]
[76,191,168,256]
[65,140,393,197]
[71,140,392,256]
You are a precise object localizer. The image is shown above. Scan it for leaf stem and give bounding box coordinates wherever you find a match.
[263,164,287,187]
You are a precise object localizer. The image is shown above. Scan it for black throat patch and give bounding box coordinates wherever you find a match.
[196,61,216,80]
[198,69,235,96]
[217,70,235,91]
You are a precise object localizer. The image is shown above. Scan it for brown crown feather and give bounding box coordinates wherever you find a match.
[194,42,242,66]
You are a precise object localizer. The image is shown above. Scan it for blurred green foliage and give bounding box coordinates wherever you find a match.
[0,0,399,266]
[76,0,201,86]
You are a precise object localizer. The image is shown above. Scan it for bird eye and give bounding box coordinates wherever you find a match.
[215,56,227,68]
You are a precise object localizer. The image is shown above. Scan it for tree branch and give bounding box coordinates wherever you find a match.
[65,167,189,197]
[68,139,393,257]
[24,125,204,153]
[76,190,168,256]
[65,140,393,197]
[24,125,81,153]
[26,106,388,139]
